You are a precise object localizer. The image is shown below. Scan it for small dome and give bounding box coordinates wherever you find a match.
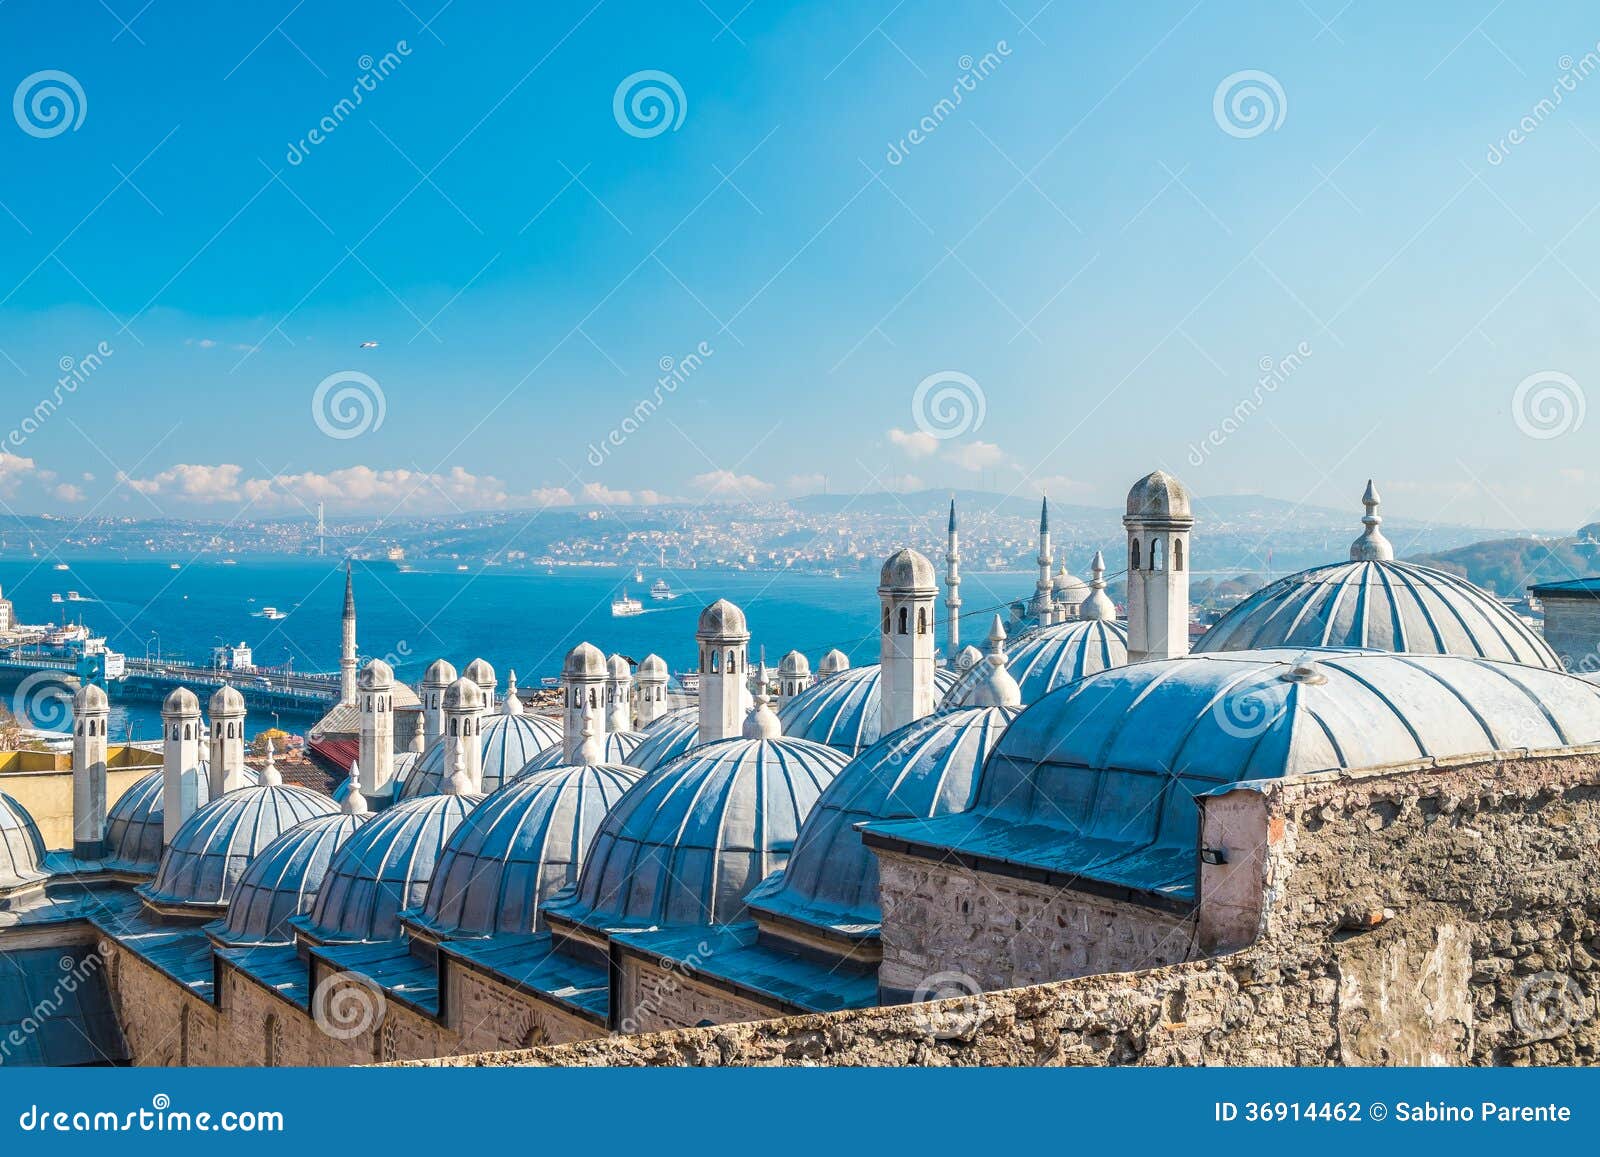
[74,683,109,712]
[303,791,481,942]
[399,712,563,799]
[879,547,936,591]
[748,705,1018,936]
[442,676,484,712]
[214,811,371,945]
[637,653,668,680]
[0,792,46,893]
[778,650,810,677]
[516,730,644,777]
[952,644,983,672]
[777,663,960,754]
[423,658,458,686]
[607,653,631,679]
[103,764,257,872]
[463,657,495,686]
[1051,566,1090,604]
[817,649,850,677]
[627,707,700,771]
[549,735,849,930]
[562,642,607,680]
[162,687,199,716]
[942,618,1129,707]
[696,598,749,640]
[1125,469,1192,521]
[208,683,245,715]
[357,659,394,689]
[139,781,337,911]
[416,761,642,937]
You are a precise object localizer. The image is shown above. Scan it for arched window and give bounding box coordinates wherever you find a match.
[450,718,459,737]
[588,688,598,708]
[711,650,720,673]
[917,607,928,635]
[1130,539,1140,570]
[727,649,737,673]
[1150,538,1163,571]
[882,606,890,634]
[380,696,387,713]
[76,720,83,736]
[264,1013,281,1067]
[365,695,372,711]
[898,606,908,634]
[1173,539,1184,571]
[183,723,192,741]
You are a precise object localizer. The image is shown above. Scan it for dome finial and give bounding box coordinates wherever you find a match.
[503,670,523,715]
[969,614,1021,707]
[343,762,368,815]
[260,737,282,787]
[445,741,473,795]
[1080,549,1116,621]
[1349,479,1394,561]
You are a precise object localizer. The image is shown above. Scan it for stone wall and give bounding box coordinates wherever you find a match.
[447,961,605,1052]
[614,951,783,1034]
[1539,594,1600,672]
[407,750,1600,1067]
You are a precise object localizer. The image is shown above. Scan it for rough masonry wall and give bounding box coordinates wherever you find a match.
[615,954,784,1034]
[407,751,1600,1067]
[1541,596,1600,672]
[447,963,605,1053]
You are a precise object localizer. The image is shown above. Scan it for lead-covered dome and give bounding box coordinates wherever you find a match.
[516,729,643,776]
[423,658,457,686]
[547,735,849,930]
[414,761,641,937]
[1125,469,1192,520]
[357,658,394,689]
[776,663,959,754]
[0,791,46,893]
[942,617,1128,707]
[696,598,748,640]
[399,711,562,799]
[138,774,337,913]
[103,764,257,873]
[213,810,371,945]
[626,707,700,771]
[162,687,199,715]
[748,704,1019,938]
[879,547,936,591]
[442,676,484,712]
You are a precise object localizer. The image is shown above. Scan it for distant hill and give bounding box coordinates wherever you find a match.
[1406,536,1600,597]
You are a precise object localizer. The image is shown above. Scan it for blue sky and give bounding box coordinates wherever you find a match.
[1,1,1598,530]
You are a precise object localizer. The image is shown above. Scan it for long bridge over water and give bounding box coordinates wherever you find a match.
[0,652,338,719]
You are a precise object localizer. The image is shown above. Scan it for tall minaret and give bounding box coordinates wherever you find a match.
[207,684,248,797]
[1349,480,1394,561]
[561,643,608,762]
[71,683,109,860]
[1124,470,1195,663]
[161,687,203,844]
[339,562,358,705]
[420,659,456,750]
[1032,496,1054,626]
[605,654,633,732]
[1079,549,1117,621]
[442,676,485,791]
[635,654,669,726]
[357,659,396,798]
[944,496,962,659]
[697,599,750,743]
[879,548,938,735]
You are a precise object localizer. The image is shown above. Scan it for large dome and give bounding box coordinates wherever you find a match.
[516,730,643,776]
[414,761,641,938]
[399,711,562,800]
[139,780,337,912]
[548,735,849,930]
[214,810,371,945]
[942,617,1128,707]
[0,791,46,893]
[625,708,700,772]
[776,663,959,754]
[1193,559,1560,670]
[748,704,1019,938]
[302,791,479,942]
[882,649,1600,899]
[102,764,256,872]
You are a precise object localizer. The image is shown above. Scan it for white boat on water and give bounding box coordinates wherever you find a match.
[50,593,62,603]
[633,567,645,583]
[65,591,85,602]
[611,590,643,617]
[650,579,675,600]
[52,563,68,571]
[260,606,288,620]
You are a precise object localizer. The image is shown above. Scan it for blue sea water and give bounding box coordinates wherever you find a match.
[0,557,1031,741]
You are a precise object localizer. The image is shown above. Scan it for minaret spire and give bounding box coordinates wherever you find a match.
[1033,495,1054,625]
[943,495,962,659]
[339,561,358,705]
[1349,479,1394,562]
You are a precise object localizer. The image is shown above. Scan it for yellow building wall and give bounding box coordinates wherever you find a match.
[0,747,159,850]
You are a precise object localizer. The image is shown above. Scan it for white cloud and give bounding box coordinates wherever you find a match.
[1032,474,1094,498]
[122,463,250,504]
[688,470,775,502]
[785,473,828,495]
[0,452,37,494]
[945,440,1010,472]
[887,428,940,458]
[52,483,84,503]
[882,473,925,493]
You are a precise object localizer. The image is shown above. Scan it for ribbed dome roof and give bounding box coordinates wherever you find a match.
[442,676,484,711]
[417,761,641,937]
[1051,567,1090,603]
[776,663,960,754]
[1193,560,1560,670]
[139,782,337,910]
[778,649,810,677]
[1125,469,1192,520]
[399,712,562,800]
[208,683,245,714]
[74,682,109,712]
[696,598,748,640]
[0,791,46,892]
[607,653,630,678]
[463,657,496,686]
[817,649,850,676]
[638,653,668,679]
[517,730,643,776]
[626,707,700,771]
[549,735,849,929]
[936,649,1600,897]
[214,811,371,945]
[879,548,936,591]
[748,704,1018,937]
[942,617,1129,707]
[162,687,199,715]
[563,642,606,679]
[423,658,457,685]
[103,764,258,872]
[358,659,394,689]
[304,792,480,942]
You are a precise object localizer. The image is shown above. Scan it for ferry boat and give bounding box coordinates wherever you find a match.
[634,567,645,583]
[65,591,85,602]
[169,563,181,570]
[50,592,63,604]
[260,606,288,620]
[650,579,675,600]
[52,563,68,571]
[611,590,644,617]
